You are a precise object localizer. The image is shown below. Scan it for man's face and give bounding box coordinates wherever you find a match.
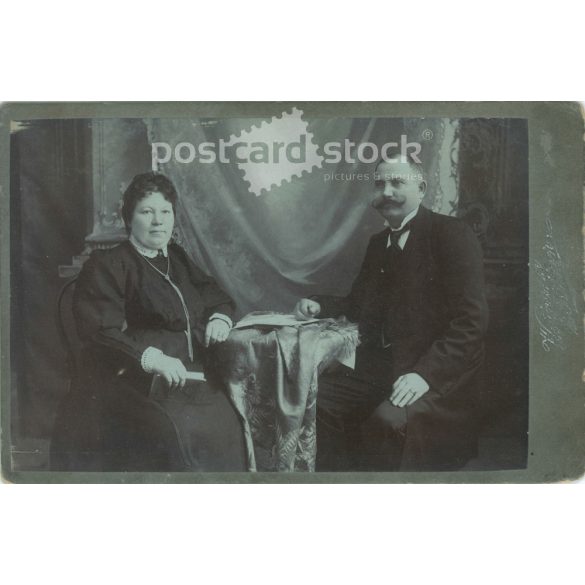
[372,160,426,226]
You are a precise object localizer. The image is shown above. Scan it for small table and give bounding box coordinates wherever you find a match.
[218,319,359,472]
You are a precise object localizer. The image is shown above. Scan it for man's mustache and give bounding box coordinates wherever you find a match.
[372,196,403,209]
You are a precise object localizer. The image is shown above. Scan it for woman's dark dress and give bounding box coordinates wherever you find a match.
[68,240,247,472]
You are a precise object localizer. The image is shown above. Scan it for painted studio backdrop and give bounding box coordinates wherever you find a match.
[10,115,529,471]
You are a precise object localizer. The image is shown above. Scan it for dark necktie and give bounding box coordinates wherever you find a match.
[388,222,411,252]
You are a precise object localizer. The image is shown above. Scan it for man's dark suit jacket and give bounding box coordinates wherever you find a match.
[316,205,489,470]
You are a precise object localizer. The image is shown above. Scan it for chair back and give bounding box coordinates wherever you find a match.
[56,276,83,381]
[51,276,103,470]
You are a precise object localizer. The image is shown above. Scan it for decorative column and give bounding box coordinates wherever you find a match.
[58,118,151,277]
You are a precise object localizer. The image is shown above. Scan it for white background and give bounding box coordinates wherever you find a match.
[1,2,583,584]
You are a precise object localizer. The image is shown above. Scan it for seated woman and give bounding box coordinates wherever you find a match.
[72,172,248,471]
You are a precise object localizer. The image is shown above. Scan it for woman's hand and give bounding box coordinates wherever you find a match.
[151,354,188,390]
[205,318,231,346]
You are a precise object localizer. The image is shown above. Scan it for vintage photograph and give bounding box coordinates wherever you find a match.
[2,103,582,481]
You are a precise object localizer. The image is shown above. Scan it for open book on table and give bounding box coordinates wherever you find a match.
[233,312,321,330]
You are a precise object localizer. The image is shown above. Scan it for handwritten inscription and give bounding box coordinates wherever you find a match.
[534,217,579,351]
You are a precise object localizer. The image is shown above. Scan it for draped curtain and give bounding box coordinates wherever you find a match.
[148,117,460,318]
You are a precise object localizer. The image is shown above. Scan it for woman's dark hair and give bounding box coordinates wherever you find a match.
[121,172,178,233]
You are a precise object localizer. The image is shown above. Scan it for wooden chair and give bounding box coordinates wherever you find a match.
[50,277,103,471]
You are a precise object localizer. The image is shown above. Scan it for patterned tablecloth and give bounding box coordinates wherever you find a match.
[217,319,359,472]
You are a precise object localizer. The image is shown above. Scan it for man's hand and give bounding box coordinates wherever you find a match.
[390,373,430,407]
[205,319,231,346]
[294,298,321,320]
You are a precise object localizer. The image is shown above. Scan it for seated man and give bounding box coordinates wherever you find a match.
[294,156,489,471]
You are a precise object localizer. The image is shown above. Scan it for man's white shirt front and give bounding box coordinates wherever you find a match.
[384,205,420,250]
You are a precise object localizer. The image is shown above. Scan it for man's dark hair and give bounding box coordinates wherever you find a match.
[375,152,425,183]
[121,172,178,233]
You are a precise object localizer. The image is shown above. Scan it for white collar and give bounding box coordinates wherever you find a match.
[384,205,420,231]
[129,234,168,258]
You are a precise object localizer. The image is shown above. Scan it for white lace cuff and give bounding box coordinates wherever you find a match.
[141,346,163,373]
[209,313,233,328]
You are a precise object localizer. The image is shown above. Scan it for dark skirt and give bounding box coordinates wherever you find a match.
[51,368,248,472]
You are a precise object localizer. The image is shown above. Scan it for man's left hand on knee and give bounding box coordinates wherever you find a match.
[390,373,430,407]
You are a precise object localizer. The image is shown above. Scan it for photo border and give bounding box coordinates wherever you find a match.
[1,101,583,483]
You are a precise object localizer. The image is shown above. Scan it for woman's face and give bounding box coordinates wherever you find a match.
[130,191,175,250]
